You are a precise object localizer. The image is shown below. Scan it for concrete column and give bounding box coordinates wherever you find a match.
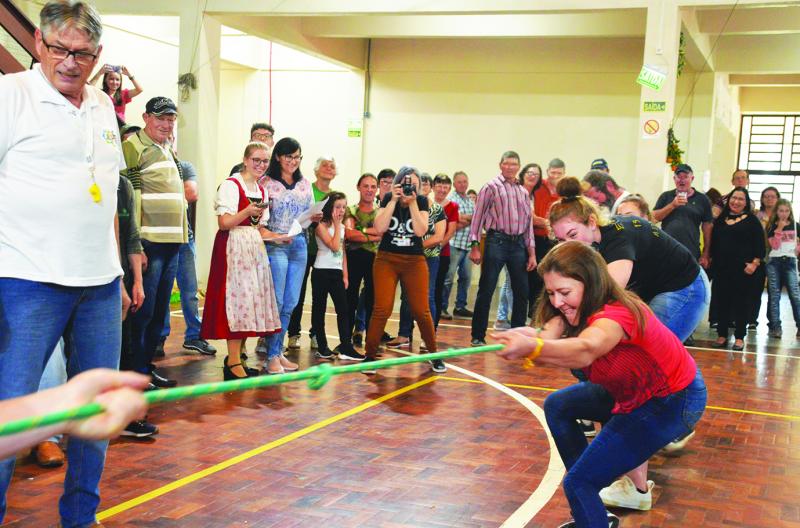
[633,0,681,203]
[176,11,221,286]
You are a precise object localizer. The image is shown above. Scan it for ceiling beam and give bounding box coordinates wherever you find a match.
[216,14,367,70]
[729,73,800,85]
[697,5,800,35]
[714,33,800,73]
[297,11,646,38]
[681,7,715,72]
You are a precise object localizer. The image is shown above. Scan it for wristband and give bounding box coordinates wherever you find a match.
[522,338,544,370]
[470,240,480,248]
[129,76,135,80]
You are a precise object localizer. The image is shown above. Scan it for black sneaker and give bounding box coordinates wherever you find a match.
[683,335,695,347]
[453,307,474,318]
[338,348,366,361]
[470,338,486,346]
[150,370,177,388]
[352,332,363,347]
[557,513,619,528]
[380,332,394,343]
[154,339,166,358]
[316,348,334,360]
[578,419,596,437]
[430,359,447,373]
[361,357,377,375]
[122,420,159,438]
[183,339,217,356]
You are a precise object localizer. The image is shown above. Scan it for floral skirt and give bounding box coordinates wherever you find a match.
[200,227,281,340]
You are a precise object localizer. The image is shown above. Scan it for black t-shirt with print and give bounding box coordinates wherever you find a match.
[378,195,429,255]
[597,216,700,302]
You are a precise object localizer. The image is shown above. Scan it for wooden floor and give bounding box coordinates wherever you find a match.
[6,291,800,527]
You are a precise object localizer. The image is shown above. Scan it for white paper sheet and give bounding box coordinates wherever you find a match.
[297,197,329,228]
[264,219,304,243]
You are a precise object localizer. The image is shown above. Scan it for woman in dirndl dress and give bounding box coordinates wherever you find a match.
[201,142,282,379]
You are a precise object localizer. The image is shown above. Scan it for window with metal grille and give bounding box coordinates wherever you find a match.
[738,114,800,210]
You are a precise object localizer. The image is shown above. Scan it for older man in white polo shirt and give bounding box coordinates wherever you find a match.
[0,2,125,526]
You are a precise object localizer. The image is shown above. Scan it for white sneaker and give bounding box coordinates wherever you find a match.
[600,475,654,511]
[662,430,695,453]
[287,335,300,349]
[310,335,319,350]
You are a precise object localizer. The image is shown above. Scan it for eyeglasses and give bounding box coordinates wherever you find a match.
[282,154,302,162]
[252,132,273,141]
[42,40,98,66]
[249,158,268,166]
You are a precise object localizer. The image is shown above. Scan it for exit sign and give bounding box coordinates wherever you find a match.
[636,64,667,90]
[643,101,666,112]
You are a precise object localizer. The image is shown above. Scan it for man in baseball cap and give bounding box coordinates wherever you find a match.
[590,158,609,172]
[145,96,177,116]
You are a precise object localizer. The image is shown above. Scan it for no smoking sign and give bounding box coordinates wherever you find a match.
[642,118,662,139]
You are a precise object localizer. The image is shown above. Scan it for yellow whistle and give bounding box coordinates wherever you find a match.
[89,182,102,203]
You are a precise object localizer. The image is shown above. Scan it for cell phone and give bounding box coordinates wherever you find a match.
[106,64,121,73]
[254,202,269,209]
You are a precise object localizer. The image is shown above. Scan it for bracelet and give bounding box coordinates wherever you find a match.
[522,338,544,370]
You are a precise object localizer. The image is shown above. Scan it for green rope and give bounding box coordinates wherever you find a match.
[0,345,502,437]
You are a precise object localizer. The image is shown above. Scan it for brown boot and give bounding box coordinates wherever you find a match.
[34,441,65,468]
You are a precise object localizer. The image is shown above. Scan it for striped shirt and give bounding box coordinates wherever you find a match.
[469,175,535,250]
[449,191,475,250]
[122,131,188,244]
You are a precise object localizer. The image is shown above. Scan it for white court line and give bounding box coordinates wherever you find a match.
[384,345,565,526]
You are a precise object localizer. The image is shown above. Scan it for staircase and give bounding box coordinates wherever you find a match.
[0,0,37,74]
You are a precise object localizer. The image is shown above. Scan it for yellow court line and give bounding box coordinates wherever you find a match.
[97,376,438,521]
[438,376,800,422]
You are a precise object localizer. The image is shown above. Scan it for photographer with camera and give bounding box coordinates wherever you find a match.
[362,166,442,373]
[91,63,143,122]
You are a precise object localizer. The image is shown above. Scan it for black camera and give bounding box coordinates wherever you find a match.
[402,175,415,196]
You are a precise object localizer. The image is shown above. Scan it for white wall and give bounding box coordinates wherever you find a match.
[96,16,180,128]
[363,37,646,194]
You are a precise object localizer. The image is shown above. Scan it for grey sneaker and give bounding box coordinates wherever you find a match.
[440,310,453,320]
[310,334,319,350]
[287,335,300,349]
[255,337,268,355]
[493,319,511,330]
[183,339,217,356]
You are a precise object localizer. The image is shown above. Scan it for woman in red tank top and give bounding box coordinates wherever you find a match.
[493,241,707,528]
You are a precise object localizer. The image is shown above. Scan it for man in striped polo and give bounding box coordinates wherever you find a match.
[123,96,188,388]
[468,151,537,345]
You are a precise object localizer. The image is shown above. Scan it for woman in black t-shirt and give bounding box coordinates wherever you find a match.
[363,167,443,373]
[709,187,766,350]
[548,179,709,342]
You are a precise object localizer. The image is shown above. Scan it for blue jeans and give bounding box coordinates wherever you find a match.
[39,339,68,443]
[471,233,529,340]
[265,235,308,360]
[496,268,514,322]
[0,277,121,527]
[355,289,367,332]
[545,370,707,527]
[766,256,800,330]
[132,241,180,374]
[398,256,439,337]
[161,238,202,341]
[443,246,472,312]
[648,269,710,342]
